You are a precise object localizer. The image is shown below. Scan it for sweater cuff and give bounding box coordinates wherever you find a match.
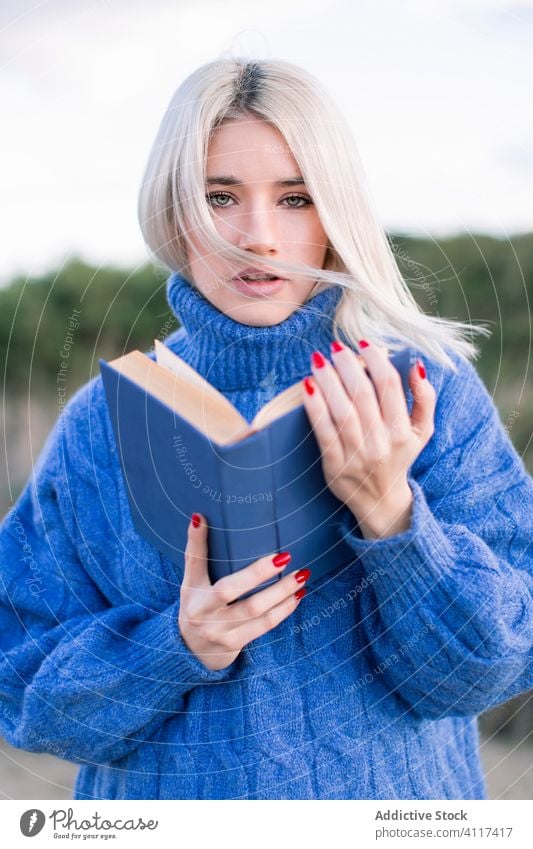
[335,475,457,604]
[125,600,238,690]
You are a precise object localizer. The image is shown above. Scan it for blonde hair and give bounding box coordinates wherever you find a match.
[138,58,491,372]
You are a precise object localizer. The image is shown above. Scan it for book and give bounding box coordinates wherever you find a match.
[99,339,415,601]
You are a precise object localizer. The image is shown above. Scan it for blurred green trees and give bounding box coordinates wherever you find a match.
[0,260,173,391]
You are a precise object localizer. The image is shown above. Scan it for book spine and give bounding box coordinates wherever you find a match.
[219,428,281,600]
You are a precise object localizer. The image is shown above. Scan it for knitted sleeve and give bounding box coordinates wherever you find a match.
[0,378,236,766]
[336,350,533,720]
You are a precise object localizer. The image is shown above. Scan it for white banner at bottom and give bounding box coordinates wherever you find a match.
[2,799,531,848]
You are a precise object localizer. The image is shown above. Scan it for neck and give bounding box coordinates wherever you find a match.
[165,271,344,393]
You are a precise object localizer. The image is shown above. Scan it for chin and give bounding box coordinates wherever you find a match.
[232,301,297,327]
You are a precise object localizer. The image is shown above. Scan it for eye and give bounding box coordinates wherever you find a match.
[282,194,313,208]
[205,191,233,208]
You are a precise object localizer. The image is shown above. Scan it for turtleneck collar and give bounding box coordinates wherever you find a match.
[165,271,344,392]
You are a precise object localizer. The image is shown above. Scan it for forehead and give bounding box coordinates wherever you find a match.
[206,117,302,181]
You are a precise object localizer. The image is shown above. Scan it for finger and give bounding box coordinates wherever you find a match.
[328,341,368,401]
[301,371,345,476]
[328,341,385,449]
[309,349,360,439]
[232,586,304,645]
[356,340,411,434]
[210,548,293,607]
[327,342,374,444]
[183,512,212,594]
[224,567,311,627]
[409,359,436,443]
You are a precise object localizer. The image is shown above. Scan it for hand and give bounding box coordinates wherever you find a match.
[301,340,436,539]
[178,514,310,671]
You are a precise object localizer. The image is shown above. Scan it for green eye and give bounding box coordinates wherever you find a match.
[283,195,312,208]
[206,192,232,207]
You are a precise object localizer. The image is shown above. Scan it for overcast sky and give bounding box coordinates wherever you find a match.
[1,0,532,285]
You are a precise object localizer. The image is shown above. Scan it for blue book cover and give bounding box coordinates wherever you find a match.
[99,342,415,601]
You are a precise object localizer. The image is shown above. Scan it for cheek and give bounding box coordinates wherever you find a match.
[296,219,329,258]
[311,216,329,245]
[290,210,327,241]
[184,219,232,264]
[207,212,238,242]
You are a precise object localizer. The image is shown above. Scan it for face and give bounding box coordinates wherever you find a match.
[185,114,330,326]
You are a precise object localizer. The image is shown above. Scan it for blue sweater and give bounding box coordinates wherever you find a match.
[0,270,532,800]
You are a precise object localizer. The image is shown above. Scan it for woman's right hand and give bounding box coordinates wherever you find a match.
[178,512,310,671]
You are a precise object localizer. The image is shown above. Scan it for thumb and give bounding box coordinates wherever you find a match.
[183,512,211,590]
[408,359,436,443]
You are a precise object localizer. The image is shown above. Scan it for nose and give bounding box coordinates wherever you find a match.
[235,207,280,255]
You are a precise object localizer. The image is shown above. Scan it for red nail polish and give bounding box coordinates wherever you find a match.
[303,376,315,395]
[295,568,311,584]
[273,551,291,568]
[358,339,369,349]
[191,512,201,528]
[311,350,326,368]
[295,587,307,600]
[331,340,344,353]
[417,359,426,379]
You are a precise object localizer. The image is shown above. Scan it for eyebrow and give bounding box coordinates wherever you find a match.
[205,176,306,187]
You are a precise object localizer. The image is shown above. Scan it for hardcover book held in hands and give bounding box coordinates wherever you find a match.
[99,340,415,601]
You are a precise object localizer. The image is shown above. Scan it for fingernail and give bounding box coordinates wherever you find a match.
[273,551,291,568]
[295,568,311,584]
[331,340,344,353]
[191,512,201,528]
[311,350,326,368]
[303,376,315,395]
[295,587,307,601]
[358,339,369,349]
[417,359,426,379]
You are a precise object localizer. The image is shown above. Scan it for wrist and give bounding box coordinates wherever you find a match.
[348,482,414,540]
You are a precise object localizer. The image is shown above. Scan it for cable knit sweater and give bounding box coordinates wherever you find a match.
[0,270,532,801]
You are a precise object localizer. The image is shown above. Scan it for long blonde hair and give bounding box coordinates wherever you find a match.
[138,58,490,371]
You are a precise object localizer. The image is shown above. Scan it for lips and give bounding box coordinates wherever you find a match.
[231,274,286,297]
[232,267,284,282]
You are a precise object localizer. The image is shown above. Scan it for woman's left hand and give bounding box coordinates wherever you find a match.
[301,340,437,539]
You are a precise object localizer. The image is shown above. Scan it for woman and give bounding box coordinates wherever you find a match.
[0,59,531,800]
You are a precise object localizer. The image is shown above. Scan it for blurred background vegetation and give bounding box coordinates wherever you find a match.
[0,232,531,797]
